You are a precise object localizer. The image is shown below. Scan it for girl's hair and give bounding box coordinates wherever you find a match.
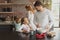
[14,16,19,20]
[25,5,35,13]
[21,17,25,25]
[25,5,33,11]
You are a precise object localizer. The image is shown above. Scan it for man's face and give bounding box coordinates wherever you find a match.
[35,5,42,11]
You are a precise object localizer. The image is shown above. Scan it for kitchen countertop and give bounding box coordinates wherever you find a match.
[0,28,60,40]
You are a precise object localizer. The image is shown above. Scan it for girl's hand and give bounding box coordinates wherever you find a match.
[29,24,33,31]
[46,25,51,29]
[22,30,27,33]
[46,25,51,32]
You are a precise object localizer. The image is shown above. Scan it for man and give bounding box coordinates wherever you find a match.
[34,1,54,32]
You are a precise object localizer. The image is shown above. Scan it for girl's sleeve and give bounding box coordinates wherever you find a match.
[33,12,37,25]
[18,25,23,32]
[28,11,31,20]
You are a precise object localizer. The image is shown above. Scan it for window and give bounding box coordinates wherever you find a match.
[52,0,59,27]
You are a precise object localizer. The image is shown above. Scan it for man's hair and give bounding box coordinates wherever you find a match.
[34,1,45,7]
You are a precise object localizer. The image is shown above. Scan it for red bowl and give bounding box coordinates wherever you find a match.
[36,33,46,39]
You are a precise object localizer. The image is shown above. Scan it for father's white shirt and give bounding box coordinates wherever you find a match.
[34,8,54,29]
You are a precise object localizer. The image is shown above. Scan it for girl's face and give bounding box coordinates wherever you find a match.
[23,18,29,24]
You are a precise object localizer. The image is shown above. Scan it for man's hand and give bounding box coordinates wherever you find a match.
[36,23,41,28]
[46,25,51,32]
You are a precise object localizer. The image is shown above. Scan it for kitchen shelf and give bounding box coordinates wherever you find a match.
[0,12,14,14]
[0,3,27,6]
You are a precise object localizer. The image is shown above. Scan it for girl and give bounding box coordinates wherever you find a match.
[25,5,35,22]
[25,5,36,40]
[19,17,31,40]
[14,17,21,32]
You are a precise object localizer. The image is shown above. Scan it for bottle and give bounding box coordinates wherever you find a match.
[5,1,7,4]
[31,31,34,35]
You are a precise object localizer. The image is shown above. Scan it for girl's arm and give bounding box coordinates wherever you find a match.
[28,24,33,31]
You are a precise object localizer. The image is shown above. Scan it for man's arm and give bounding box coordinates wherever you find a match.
[48,11,54,28]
